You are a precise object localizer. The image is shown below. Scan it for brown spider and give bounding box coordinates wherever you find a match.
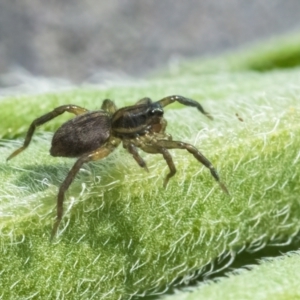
[7,95,228,238]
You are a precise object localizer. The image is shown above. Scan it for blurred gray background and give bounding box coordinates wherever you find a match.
[0,0,300,85]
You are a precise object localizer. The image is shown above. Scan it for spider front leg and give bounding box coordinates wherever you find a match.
[124,141,149,172]
[138,143,176,188]
[155,139,229,194]
[160,148,176,188]
[157,95,213,120]
[51,140,119,239]
[6,105,88,161]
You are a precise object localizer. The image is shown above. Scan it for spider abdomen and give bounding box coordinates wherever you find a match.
[50,111,111,157]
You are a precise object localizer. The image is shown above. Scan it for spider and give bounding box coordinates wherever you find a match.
[7,95,228,238]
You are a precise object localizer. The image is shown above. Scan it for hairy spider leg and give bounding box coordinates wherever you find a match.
[6,105,89,161]
[123,142,149,172]
[158,148,176,188]
[134,97,152,106]
[140,144,176,188]
[148,139,229,194]
[157,95,213,120]
[51,139,120,239]
[101,99,118,114]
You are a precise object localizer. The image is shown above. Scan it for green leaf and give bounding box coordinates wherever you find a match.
[162,251,300,300]
[1,33,300,299]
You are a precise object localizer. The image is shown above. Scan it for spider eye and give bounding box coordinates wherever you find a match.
[150,108,163,115]
[148,103,163,116]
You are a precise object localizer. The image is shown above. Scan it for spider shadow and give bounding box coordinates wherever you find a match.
[3,155,160,281]
[2,159,144,286]
[6,163,72,195]
[4,158,137,239]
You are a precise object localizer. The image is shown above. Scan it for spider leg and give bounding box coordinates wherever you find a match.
[51,140,119,239]
[101,99,117,114]
[139,144,176,188]
[6,105,89,161]
[155,139,229,194]
[124,142,149,172]
[157,95,213,120]
[160,148,176,188]
[135,97,152,106]
[159,118,170,135]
